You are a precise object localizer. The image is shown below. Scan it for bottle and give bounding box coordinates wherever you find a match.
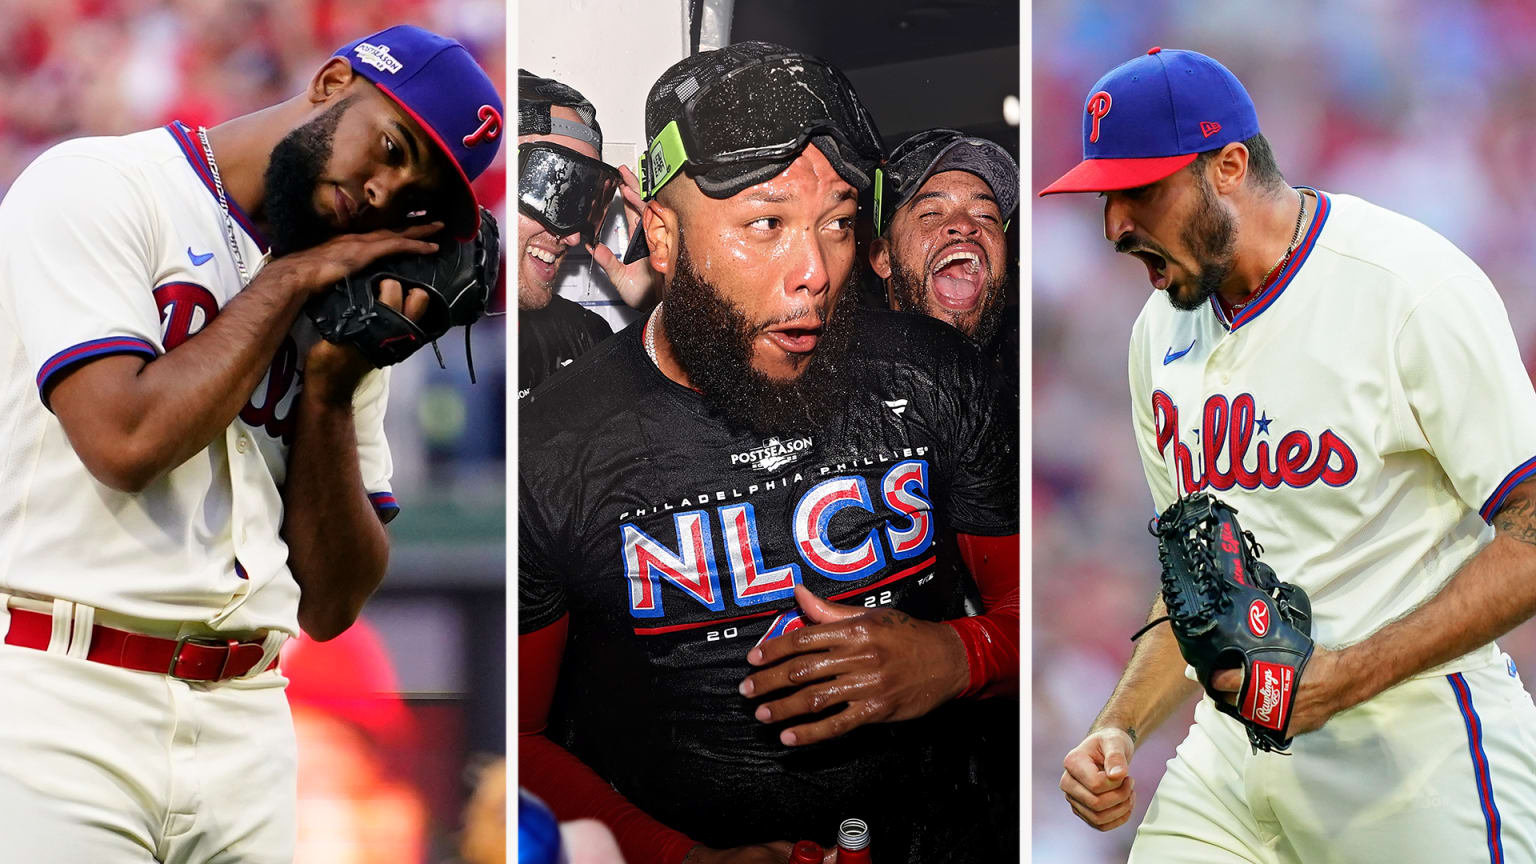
[517,788,568,864]
[789,840,825,863]
[834,817,871,863]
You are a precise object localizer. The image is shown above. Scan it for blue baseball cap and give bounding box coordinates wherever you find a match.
[334,25,504,237]
[1039,47,1259,196]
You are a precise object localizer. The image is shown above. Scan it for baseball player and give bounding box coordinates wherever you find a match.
[517,70,617,401]
[520,42,1019,864]
[1041,48,1536,861]
[869,128,1018,349]
[0,24,502,863]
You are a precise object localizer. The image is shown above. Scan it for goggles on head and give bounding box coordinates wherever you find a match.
[518,142,622,243]
[639,53,885,201]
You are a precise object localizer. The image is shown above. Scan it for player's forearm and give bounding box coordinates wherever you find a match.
[50,276,307,491]
[282,381,388,642]
[947,590,1019,698]
[1091,595,1202,743]
[1328,492,1536,711]
[520,732,697,864]
[951,532,1020,697]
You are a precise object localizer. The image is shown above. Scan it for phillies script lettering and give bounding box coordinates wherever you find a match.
[155,282,299,444]
[1152,392,1358,493]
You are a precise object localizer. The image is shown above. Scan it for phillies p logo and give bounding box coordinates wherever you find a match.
[1086,90,1113,143]
[463,105,502,148]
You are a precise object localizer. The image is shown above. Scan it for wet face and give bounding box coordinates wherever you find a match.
[266,73,448,255]
[875,170,1009,343]
[662,145,859,381]
[665,227,859,438]
[656,145,862,437]
[517,106,600,311]
[1102,163,1237,310]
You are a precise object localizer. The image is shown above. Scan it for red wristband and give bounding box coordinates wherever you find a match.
[947,609,1019,698]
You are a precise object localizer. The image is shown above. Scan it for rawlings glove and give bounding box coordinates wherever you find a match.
[1133,492,1314,752]
[306,207,500,381]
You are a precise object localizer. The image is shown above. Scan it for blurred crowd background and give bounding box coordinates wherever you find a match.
[0,1,507,861]
[1033,1,1536,860]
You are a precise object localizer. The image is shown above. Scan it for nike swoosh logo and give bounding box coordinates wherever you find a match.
[187,247,214,266]
[1164,339,1197,365]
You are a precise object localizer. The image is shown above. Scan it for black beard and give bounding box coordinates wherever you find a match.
[886,250,1009,346]
[263,95,354,256]
[1166,170,1238,311]
[663,234,859,439]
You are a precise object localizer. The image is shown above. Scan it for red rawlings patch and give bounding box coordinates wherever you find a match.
[1242,660,1294,730]
[1247,599,1269,637]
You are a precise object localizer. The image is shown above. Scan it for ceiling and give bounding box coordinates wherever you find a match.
[730,0,1021,151]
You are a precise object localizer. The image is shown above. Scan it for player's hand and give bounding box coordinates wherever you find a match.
[304,277,429,402]
[1209,645,1345,736]
[258,222,443,300]
[587,165,660,308]
[739,585,970,747]
[1061,727,1137,831]
[682,841,805,863]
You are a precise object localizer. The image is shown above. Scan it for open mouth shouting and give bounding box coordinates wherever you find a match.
[1124,246,1170,290]
[928,242,988,311]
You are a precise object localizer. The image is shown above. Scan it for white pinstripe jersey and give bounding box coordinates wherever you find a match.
[0,123,396,634]
[1130,189,1536,649]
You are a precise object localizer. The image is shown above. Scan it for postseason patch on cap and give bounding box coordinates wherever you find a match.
[1040,48,1262,196]
[333,25,504,237]
[353,41,405,75]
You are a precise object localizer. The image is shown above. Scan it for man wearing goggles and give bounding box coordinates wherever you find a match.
[520,42,1019,863]
[517,71,646,399]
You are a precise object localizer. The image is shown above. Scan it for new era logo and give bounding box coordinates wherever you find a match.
[1200,121,1222,138]
[883,398,908,417]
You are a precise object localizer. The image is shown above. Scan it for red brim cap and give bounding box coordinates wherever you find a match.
[374,82,481,239]
[1038,153,1197,196]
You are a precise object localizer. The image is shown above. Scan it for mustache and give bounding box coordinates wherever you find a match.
[1113,233,1165,257]
[929,238,990,267]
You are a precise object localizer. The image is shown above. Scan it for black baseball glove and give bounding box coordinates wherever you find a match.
[1133,492,1314,752]
[306,207,500,381]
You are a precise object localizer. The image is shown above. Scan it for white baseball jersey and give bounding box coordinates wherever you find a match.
[1130,188,1536,650]
[0,122,397,635]
[1127,188,1536,862]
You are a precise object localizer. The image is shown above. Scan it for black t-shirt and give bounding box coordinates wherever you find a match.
[518,294,613,400]
[519,308,1017,859]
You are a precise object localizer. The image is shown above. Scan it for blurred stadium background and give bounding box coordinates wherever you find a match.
[0,1,506,861]
[1033,1,1536,860]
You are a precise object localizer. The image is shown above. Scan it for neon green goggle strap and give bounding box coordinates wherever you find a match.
[640,120,690,200]
[873,166,885,237]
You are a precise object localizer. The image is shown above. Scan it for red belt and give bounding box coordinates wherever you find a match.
[3,608,277,681]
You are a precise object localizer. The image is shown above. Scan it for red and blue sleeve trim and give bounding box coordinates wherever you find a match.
[163,122,270,252]
[369,491,400,524]
[1213,188,1332,332]
[1449,673,1504,863]
[37,336,158,401]
[1480,455,1536,524]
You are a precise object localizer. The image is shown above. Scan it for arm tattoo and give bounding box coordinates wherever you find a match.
[875,610,916,629]
[1126,726,1139,745]
[1494,496,1536,547]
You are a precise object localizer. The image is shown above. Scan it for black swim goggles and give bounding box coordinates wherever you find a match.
[637,51,885,202]
[518,141,622,243]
